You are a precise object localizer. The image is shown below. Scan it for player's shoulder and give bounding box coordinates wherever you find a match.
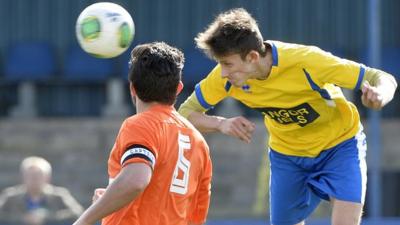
[176,113,210,150]
[0,185,25,198]
[268,40,327,66]
[268,40,316,51]
[182,116,202,135]
[43,185,72,196]
[181,116,209,149]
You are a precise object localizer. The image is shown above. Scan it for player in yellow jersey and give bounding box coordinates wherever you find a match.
[178,8,397,225]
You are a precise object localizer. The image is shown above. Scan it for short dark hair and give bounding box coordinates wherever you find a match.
[195,8,266,59]
[128,42,184,105]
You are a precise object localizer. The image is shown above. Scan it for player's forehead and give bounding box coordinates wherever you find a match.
[216,53,243,64]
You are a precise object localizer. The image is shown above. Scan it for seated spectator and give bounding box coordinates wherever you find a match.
[0,156,83,225]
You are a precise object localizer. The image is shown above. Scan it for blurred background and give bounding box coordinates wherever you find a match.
[0,0,399,224]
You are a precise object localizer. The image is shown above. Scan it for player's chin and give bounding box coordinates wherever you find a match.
[370,103,383,110]
[371,100,385,109]
[230,80,244,87]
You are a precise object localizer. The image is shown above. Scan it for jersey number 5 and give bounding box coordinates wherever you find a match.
[170,133,191,195]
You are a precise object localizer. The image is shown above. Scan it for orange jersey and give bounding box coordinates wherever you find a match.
[103,105,212,225]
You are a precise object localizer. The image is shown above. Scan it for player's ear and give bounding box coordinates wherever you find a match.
[129,82,137,97]
[45,174,51,183]
[247,50,259,63]
[176,81,184,96]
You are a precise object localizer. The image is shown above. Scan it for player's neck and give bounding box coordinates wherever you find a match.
[27,189,44,200]
[135,100,159,114]
[255,49,273,80]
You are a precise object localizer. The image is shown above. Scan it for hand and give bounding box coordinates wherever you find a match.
[218,116,256,143]
[361,81,385,110]
[92,188,106,203]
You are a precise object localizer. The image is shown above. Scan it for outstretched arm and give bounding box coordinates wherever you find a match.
[178,93,256,143]
[361,67,397,110]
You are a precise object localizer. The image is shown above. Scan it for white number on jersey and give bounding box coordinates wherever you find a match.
[170,132,191,195]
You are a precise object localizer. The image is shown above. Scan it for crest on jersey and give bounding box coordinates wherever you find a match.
[241,84,251,93]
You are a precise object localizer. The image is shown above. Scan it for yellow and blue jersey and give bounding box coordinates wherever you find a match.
[195,41,366,157]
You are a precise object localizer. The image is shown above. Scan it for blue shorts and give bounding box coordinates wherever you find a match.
[269,131,367,225]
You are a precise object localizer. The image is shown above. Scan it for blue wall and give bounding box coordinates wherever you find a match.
[0,0,399,56]
[0,0,399,117]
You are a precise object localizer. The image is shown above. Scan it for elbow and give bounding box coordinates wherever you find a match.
[125,177,149,195]
[114,174,150,199]
[132,179,150,193]
[126,175,150,195]
[117,163,152,196]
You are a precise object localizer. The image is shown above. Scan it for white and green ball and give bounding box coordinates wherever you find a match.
[76,2,134,58]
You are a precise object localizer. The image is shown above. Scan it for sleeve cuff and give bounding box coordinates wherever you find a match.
[355,65,366,90]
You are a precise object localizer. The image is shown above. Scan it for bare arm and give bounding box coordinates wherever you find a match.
[72,163,152,225]
[187,111,225,133]
[179,93,256,143]
[361,67,397,110]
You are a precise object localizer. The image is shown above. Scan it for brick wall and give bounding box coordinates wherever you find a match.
[0,117,399,218]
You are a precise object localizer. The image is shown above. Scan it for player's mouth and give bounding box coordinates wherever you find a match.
[229,79,242,87]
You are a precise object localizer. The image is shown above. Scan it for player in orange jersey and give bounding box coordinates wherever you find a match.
[73,42,212,225]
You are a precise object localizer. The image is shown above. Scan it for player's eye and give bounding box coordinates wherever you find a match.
[222,62,232,67]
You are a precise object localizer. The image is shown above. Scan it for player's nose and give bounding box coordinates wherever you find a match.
[221,67,230,79]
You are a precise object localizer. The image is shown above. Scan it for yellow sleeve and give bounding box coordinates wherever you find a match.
[302,46,365,90]
[179,64,229,117]
[178,64,229,118]
[178,92,207,118]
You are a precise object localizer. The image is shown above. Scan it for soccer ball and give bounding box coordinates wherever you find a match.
[76,2,135,58]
